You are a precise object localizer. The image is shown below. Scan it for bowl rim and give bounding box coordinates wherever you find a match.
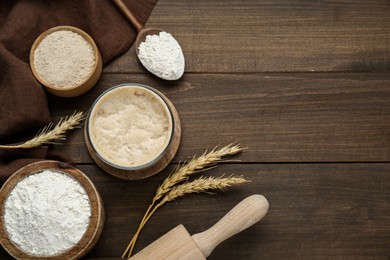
[0,160,104,259]
[85,83,175,171]
[29,25,100,91]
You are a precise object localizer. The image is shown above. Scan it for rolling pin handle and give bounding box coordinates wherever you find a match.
[191,194,269,257]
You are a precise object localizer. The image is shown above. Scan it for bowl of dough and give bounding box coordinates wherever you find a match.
[84,83,181,180]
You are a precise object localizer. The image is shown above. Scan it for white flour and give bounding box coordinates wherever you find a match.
[138,31,185,80]
[33,30,95,88]
[4,170,91,256]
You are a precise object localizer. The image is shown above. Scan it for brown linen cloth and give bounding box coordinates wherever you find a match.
[0,0,157,182]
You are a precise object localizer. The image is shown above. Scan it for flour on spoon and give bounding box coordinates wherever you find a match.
[138,31,185,80]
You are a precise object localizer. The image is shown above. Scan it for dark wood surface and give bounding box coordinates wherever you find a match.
[2,0,390,259]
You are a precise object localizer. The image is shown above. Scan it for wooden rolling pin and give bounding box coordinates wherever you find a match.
[129,194,269,259]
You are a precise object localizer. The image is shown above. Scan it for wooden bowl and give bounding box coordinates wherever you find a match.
[84,83,181,180]
[0,161,105,259]
[30,26,103,97]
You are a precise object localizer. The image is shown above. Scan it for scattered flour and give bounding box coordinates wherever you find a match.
[138,31,185,80]
[33,30,95,88]
[89,85,172,168]
[4,170,91,257]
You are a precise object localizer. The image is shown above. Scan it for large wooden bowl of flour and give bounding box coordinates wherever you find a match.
[85,83,181,180]
[30,26,103,97]
[0,161,104,259]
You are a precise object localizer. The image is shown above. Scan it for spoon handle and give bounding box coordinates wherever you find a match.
[112,0,143,32]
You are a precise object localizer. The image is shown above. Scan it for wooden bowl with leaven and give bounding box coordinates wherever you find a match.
[84,83,181,180]
[0,160,104,259]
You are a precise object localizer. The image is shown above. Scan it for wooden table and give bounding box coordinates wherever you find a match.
[3,0,390,259]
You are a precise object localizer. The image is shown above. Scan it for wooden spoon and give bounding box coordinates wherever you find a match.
[112,0,184,80]
[112,0,163,56]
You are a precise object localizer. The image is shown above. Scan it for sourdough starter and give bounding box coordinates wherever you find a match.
[88,85,172,168]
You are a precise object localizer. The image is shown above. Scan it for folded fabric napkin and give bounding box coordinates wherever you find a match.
[0,0,157,181]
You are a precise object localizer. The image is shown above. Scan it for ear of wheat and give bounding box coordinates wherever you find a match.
[0,111,85,149]
[122,143,248,258]
[159,176,249,205]
[154,143,244,203]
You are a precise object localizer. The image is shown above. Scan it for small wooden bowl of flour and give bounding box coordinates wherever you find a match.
[85,83,181,180]
[0,161,104,259]
[30,26,102,97]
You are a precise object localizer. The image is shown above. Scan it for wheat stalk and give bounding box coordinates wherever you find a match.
[122,143,246,258]
[158,176,249,205]
[154,143,245,203]
[0,111,85,149]
[125,175,249,259]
